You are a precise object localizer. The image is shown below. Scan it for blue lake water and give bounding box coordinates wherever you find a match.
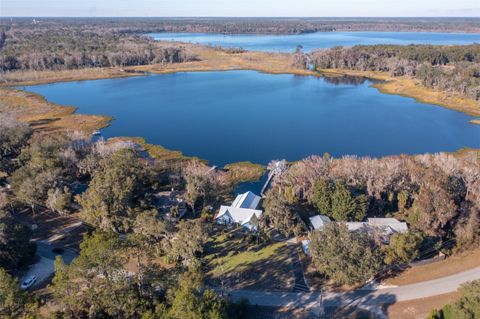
[23,71,480,166]
[149,31,480,52]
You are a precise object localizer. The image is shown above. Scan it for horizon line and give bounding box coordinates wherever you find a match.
[1,16,479,19]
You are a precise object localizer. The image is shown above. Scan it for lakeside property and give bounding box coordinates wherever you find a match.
[1,18,480,318]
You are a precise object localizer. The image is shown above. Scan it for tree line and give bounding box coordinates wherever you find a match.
[2,17,480,34]
[0,25,191,72]
[309,44,480,100]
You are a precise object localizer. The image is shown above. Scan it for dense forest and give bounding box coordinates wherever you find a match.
[2,17,479,34]
[0,24,190,72]
[310,44,480,100]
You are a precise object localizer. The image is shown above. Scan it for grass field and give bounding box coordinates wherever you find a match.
[384,248,480,286]
[224,162,266,184]
[205,228,295,291]
[0,88,111,133]
[387,292,459,319]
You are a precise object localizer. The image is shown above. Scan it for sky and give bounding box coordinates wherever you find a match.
[1,0,479,17]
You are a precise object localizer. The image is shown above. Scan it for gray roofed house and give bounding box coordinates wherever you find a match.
[367,218,409,234]
[345,218,408,243]
[302,217,409,255]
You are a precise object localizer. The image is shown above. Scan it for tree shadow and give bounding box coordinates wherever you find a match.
[207,241,296,291]
[327,290,397,319]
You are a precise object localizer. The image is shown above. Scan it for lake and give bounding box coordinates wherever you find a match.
[149,31,480,52]
[24,71,480,166]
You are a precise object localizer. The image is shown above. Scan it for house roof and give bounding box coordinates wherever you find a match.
[345,222,368,231]
[231,191,261,210]
[345,218,408,235]
[367,218,408,233]
[216,206,262,225]
[309,215,332,230]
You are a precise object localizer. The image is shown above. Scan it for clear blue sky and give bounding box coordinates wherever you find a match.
[1,0,479,17]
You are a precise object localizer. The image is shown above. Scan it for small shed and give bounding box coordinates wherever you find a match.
[309,215,332,231]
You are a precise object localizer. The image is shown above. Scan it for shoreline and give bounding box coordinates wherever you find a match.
[318,68,480,121]
[1,43,478,123]
[1,86,478,170]
[0,87,112,134]
[0,44,479,170]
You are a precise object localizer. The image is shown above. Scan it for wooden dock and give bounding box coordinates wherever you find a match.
[260,160,287,197]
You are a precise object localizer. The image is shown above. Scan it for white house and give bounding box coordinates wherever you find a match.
[215,191,263,230]
[309,215,332,231]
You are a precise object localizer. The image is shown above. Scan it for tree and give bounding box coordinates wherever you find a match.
[8,134,69,214]
[0,211,36,271]
[309,223,383,285]
[46,187,72,215]
[408,183,457,237]
[311,178,334,214]
[447,280,480,319]
[79,148,150,232]
[428,280,480,319]
[397,190,410,214]
[384,231,423,265]
[163,220,207,264]
[133,209,170,255]
[9,163,61,214]
[262,187,305,237]
[292,45,308,69]
[0,267,34,319]
[0,115,31,160]
[330,183,367,222]
[183,160,212,214]
[50,231,144,318]
[167,272,227,319]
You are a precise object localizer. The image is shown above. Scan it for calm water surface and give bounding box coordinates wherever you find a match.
[149,31,480,52]
[24,71,480,166]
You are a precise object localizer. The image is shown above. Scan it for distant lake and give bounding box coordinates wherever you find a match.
[23,71,480,166]
[149,31,480,52]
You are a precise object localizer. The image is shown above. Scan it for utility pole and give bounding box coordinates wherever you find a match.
[311,289,325,318]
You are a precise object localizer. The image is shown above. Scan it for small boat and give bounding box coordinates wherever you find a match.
[92,130,101,136]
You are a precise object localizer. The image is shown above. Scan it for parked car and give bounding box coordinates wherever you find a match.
[20,275,37,290]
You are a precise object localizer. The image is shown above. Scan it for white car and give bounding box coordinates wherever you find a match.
[20,275,37,290]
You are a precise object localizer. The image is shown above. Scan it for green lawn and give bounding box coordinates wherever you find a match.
[204,228,294,290]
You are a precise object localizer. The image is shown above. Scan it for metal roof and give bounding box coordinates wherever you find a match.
[216,206,262,225]
[309,215,332,230]
[231,191,261,210]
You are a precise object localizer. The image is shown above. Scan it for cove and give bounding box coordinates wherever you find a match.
[149,31,480,52]
[23,71,480,166]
